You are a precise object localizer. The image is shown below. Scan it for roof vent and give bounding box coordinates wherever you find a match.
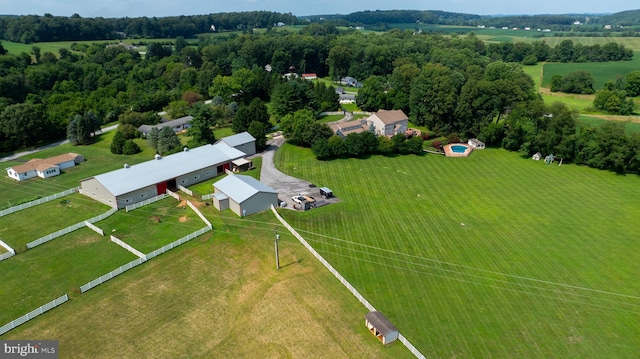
[154,153,161,160]
[183,147,189,152]
[124,163,129,168]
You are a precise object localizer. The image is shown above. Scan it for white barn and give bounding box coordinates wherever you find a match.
[213,174,278,217]
[365,311,399,345]
[80,143,244,209]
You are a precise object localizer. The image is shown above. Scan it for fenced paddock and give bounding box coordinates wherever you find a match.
[0,295,68,336]
[0,227,137,325]
[125,193,166,212]
[26,208,117,249]
[0,188,78,218]
[271,206,426,359]
[79,226,211,293]
[177,184,193,196]
[111,235,146,259]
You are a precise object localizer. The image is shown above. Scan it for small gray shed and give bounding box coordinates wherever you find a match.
[213,174,278,217]
[365,311,399,345]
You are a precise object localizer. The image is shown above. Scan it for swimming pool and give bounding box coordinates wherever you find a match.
[451,145,469,153]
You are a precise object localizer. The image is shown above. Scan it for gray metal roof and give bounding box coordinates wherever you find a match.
[216,132,256,147]
[138,115,193,134]
[365,311,398,335]
[85,143,244,196]
[214,174,277,203]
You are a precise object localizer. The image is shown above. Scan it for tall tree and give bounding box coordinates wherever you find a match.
[157,126,181,155]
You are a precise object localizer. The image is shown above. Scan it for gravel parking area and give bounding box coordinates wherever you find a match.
[258,135,340,210]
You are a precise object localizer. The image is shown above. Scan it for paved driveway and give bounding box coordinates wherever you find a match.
[258,135,339,210]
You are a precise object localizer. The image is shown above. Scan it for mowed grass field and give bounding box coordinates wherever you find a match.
[2,210,411,359]
[274,144,640,358]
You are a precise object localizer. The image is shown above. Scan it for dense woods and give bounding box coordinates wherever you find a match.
[0,12,638,174]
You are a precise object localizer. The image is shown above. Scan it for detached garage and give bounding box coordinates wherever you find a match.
[213,174,278,217]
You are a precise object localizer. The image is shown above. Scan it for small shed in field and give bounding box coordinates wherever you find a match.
[365,311,399,345]
[532,152,542,161]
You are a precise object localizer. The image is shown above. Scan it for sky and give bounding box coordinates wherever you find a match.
[1,0,638,18]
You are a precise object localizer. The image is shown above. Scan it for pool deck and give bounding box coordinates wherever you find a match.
[443,143,474,157]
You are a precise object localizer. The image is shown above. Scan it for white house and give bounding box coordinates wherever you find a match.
[532,152,542,161]
[366,109,409,137]
[212,174,278,217]
[215,132,257,156]
[6,153,84,181]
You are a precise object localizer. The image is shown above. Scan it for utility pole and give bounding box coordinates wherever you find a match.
[274,226,280,270]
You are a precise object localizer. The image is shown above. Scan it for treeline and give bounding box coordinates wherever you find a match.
[0,11,299,43]
[493,102,640,175]
[486,39,632,63]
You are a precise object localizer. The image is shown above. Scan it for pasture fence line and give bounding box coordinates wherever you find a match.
[84,221,104,236]
[145,226,211,260]
[79,258,146,293]
[201,193,214,201]
[187,200,212,228]
[166,189,180,201]
[0,238,15,254]
[125,193,166,212]
[0,295,68,337]
[0,237,16,261]
[353,111,372,116]
[318,111,345,116]
[111,235,146,260]
[26,222,85,249]
[0,251,15,262]
[177,184,193,196]
[26,208,117,249]
[270,205,426,359]
[80,226,211,294]
[0,187,78,218]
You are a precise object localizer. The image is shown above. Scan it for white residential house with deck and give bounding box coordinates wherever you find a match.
[6,153,84,181]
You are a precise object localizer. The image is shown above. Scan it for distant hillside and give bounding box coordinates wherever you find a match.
[593,9,640,26]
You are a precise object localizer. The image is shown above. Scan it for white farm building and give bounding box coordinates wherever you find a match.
[212,174,278,217]
[80,143,244,209]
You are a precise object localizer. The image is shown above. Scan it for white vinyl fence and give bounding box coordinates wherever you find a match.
[26,208,117,249]
[111,235,146,259]
[166,189,180,201]
[0,251,14,262]
[79,258,146,293]
[80,226,211,293]
[270,206,426,359]
[125,194,166,212]
[187,200,211,228]
[0,239,16,263]
[201,193,214,201]
[0,187,78,218]
[0,295,68,336]
[177,184,193,196]
[85,221,104,236]
[145,226,211,260]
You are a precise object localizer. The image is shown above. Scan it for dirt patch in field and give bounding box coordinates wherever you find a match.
[150,216,162,223]
[177,200,187,208]
[178,215,188,223]
[538,87,596,100]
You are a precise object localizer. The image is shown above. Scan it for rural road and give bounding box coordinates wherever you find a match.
[0,124,119,163]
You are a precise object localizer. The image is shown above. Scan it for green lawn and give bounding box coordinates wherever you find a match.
[0,227,137,324]
[579,115,640,133]
[96,197,207,254]
[541,52,640,90]
[274,143,640,358]
[0,193,111,250]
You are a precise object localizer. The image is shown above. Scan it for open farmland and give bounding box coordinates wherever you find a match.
[275,144,640,358]
[541,51,640,90]
[2,210,411,359]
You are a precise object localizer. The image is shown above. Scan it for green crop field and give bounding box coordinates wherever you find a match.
[541,51,640,90]
[274,144,640,358]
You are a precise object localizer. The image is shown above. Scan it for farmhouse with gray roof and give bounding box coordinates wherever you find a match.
[212,173,278,217]
[137,115,193,136]
[79,143,244,209]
